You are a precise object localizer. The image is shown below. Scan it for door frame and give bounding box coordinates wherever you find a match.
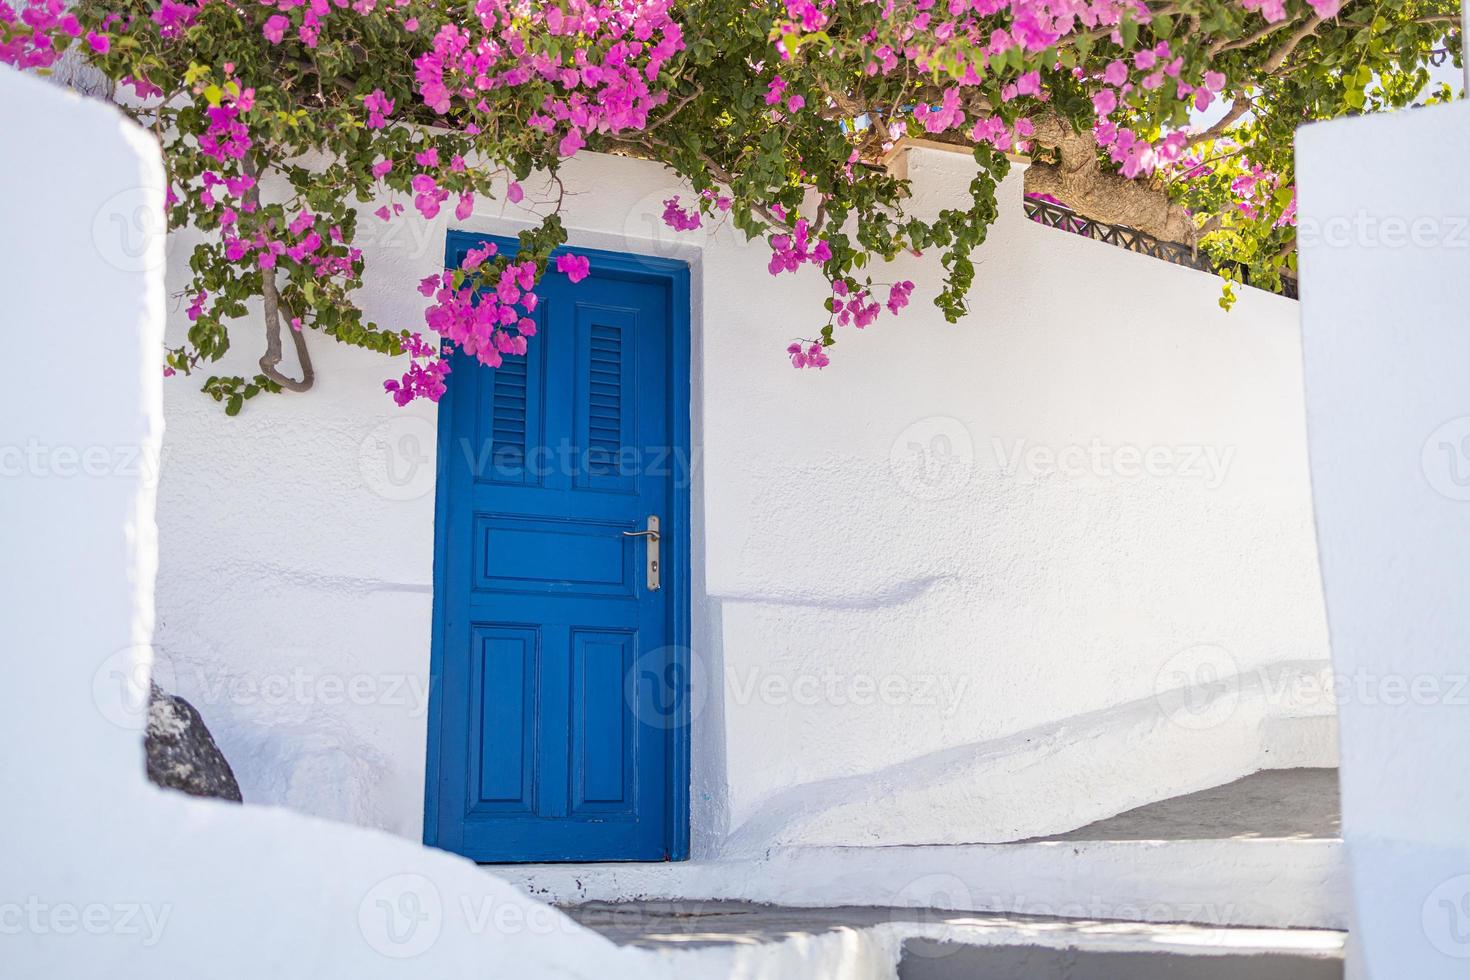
[422,230,692,862]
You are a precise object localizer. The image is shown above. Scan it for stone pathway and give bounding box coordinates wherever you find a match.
[553,769,1347,975]
[1036,768,1340,842]
[564,900,1345,977]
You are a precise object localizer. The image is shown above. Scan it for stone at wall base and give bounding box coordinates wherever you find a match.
[146,683,243,803]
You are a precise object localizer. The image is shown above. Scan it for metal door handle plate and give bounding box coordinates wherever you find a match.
[623,516,661,590]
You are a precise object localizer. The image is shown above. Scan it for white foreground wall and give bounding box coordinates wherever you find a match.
[153,131,1333,849]
[1297,101,1470,978]
[0,64,674,980]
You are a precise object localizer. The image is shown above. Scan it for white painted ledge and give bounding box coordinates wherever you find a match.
[497,838,1348,930]
[656,912,1345,979]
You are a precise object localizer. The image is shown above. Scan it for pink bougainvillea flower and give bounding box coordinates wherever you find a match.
[886,280,914,315]
[461,241,497,270]
[661,196,701,231]
[767,219,829,276]
[787,342,829,369]
[262,14,288,44]
[364,89,394,128]
[558,128,585,157]
[506,181,524,204]
[410,173,448,218]
[555,252,591,283]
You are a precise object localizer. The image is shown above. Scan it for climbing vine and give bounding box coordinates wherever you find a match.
[2,0,1458,406]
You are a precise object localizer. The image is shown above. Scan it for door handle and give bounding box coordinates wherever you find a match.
[622,516,661,591]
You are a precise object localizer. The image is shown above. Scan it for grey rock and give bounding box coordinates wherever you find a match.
[145,683,243,802]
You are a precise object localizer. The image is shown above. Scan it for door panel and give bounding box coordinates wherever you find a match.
[469,625,536,812]
[426,235,689,863]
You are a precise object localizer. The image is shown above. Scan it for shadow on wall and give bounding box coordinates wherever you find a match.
[718,658,1337,852]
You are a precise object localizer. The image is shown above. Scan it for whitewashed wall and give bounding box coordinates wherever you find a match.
[0,64,667,980]
[154,142,1333,851]
[1297,101,1470,979]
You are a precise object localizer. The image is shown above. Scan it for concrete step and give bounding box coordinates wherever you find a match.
[1035,768,1340,842]
[900,939,1342,979]
[562,901,1345,978]
[499,770,1346,930]
[506,838,1344,929]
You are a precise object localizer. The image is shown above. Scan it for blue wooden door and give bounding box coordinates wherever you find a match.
[425,234,690,863]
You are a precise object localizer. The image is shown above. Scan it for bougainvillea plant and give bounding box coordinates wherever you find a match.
[2,0,1460,408]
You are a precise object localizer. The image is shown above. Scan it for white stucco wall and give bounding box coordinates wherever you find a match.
[0,63,660,980]
[152,135,1333,851]
[1297,101,1470,979]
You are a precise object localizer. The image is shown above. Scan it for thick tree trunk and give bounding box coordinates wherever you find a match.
[1023,114,1198,246]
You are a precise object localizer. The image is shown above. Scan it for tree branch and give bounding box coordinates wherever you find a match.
[259,270,315,393]
[646,84,703,131]
[1211,15,1299,56]
[244,159,314,393]
[1186,96,1250,146]
[1263,15,1325,74]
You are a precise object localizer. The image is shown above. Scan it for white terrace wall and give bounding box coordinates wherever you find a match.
[0,64,669,980]
[153,143,1334,852]
[1297,101,1470,979]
